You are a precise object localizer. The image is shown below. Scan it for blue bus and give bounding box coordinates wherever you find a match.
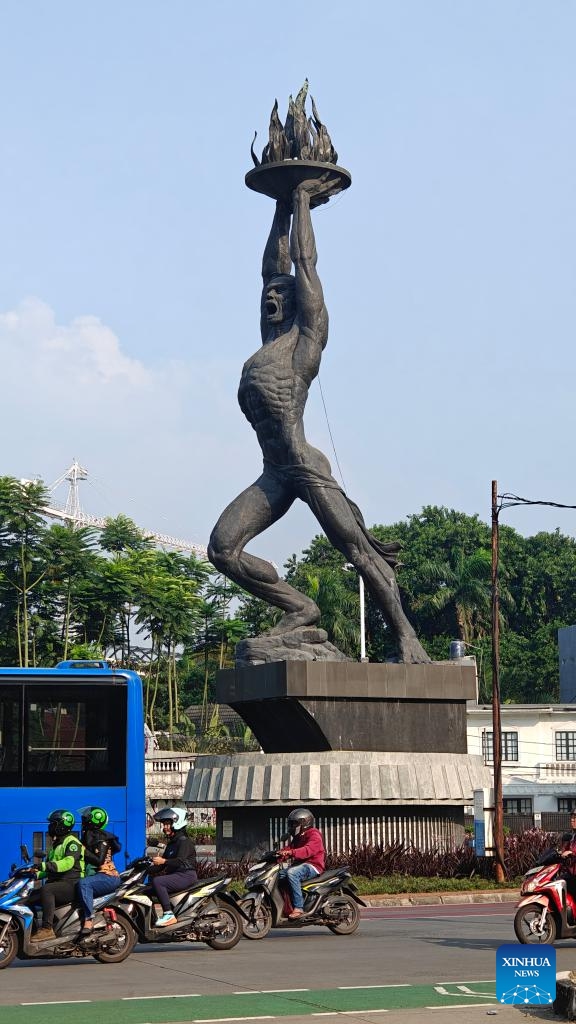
[0,660,146,880]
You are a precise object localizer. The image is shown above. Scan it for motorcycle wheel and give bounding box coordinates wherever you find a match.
[93,917,137,963]
[241,896,273,940]
[0,926,18,969]
[325,895,360,935]
[205,900,243,950]
[514,903,557,944]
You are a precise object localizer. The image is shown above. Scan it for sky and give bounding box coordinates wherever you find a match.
[1,1,575,570]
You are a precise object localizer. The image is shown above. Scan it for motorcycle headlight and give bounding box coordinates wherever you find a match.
[523,881,536,894]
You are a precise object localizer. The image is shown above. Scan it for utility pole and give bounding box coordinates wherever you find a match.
[491,480,505,882]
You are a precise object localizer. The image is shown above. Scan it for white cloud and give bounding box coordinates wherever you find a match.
[0,298,151,388]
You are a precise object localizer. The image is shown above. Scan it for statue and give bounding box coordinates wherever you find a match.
[209,84,430,664]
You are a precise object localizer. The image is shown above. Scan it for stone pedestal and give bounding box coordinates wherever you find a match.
[216,659,476,753]
[184,660,491,859]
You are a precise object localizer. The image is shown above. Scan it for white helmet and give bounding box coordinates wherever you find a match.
[153,806,188,831]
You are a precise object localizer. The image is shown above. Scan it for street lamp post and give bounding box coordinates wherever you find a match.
[359,574,367,662]
[491,480,505,882]
[344,564,368,662]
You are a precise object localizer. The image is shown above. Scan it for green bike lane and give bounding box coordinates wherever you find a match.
[1,981,499,1023]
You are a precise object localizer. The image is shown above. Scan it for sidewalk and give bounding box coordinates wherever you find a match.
[362,889,520,906]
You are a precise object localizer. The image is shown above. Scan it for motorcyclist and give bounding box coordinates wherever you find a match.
[277,808,326,919]
[76,806,122,934]
[538,832,573,866]
[149,807,198,927]
[30,809,85,942]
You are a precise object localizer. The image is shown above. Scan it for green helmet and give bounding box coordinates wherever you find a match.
[79,806,109,830]
[47,809,75,838]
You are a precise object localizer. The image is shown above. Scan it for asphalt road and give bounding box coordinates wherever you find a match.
[1,903,571,1023]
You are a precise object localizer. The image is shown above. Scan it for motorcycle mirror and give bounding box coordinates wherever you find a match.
[20,844,31,864]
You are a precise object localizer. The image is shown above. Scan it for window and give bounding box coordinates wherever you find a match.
[558,798,576,813]
[24,684,127,787]
[0,687,21,784]
[482,731,519,763]
[556,732,576,761]
[503,798,532,815]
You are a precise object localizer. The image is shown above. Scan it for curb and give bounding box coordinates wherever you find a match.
[363,889,520,907]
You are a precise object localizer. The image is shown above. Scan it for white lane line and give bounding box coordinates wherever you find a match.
[457,986,495,996]
[122,994,202,1000]
[338,985,411,990]
[194,1017,276,1022]
[260,989,309,993]
[427,1004,498,1010]
[434,979,495,985]
[22,1001,92,1006]
[340,1010,390,1015]
[234,991,263,995]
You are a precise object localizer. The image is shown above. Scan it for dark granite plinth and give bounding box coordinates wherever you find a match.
[216,660,476,754]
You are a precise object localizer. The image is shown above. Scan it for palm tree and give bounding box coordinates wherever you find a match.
[415,549,493,645]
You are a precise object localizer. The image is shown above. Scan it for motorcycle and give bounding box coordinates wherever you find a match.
[109,855,246,950]
[514,859,576,944]
[238,850,366,939]
[0,846,136,968]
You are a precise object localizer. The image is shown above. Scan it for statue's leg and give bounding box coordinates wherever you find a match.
[305,484,430,664]
[208,471,321,632]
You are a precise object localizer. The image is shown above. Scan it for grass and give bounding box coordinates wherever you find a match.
[352,874,520,895]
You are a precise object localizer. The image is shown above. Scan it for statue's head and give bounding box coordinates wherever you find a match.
[262,274,296,328]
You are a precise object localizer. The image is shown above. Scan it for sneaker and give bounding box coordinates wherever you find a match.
[155,912,177,927]
[31,926,56,942]
[289,908,304,919]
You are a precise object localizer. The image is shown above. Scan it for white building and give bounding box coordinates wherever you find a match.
[467,703,576,816]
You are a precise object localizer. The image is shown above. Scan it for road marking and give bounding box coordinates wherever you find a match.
[234,992,264,995]
[260,989,309,993]
[123,994,202,1000]
[311,1007,387,1015]
[340,1010,390,1014]
[433,979,495,985]
[434,984,496,999]
[339,985,410,990]
[22,1001,92,1006]
[194,1018,276,1022]
[427,1004,498,1010]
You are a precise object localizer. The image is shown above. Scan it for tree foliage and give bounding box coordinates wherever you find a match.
[0,479,573,718]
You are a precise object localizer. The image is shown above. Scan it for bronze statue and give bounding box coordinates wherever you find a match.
[209,88,429,664]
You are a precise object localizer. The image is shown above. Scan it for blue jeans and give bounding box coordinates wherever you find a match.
[76,873,121,919]
[281,863,318,910]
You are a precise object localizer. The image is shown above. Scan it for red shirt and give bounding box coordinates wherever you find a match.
[286,827,325,873]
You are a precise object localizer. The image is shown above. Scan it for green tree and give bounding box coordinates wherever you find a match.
[0,478,49,665]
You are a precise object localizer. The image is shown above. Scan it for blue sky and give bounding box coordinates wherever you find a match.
[1,1,574,567]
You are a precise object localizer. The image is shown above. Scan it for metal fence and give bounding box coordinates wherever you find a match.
[270,812,461,854]
[465,812,575,835]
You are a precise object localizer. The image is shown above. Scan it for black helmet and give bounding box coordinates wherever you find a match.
[287,807,314,837]
[47,809,75,838]
[153,806,188,832]
[79,806,109,830]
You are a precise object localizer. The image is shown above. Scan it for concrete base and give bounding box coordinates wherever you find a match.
[216,659,477,753]
[183,749,492,860]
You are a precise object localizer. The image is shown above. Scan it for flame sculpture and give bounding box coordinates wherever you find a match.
[250,80,338,168]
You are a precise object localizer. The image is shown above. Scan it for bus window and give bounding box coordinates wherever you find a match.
[24,685,127,786]
[0,687,21,784]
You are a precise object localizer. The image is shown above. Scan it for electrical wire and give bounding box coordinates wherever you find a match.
[317,373,347,493]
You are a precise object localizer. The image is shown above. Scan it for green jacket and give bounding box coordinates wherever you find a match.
[39,833,85,880]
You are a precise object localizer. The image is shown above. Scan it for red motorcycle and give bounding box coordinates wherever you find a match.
[515,860,576,944]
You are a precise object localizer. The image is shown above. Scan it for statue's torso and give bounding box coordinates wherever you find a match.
[238,324,318,461]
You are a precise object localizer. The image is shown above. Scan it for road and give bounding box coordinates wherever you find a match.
[0,903,569,1023]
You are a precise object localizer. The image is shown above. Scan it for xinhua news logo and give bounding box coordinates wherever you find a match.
[496,943,556,1005]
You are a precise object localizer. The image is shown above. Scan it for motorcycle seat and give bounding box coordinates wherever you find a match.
[304,867,350,885]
